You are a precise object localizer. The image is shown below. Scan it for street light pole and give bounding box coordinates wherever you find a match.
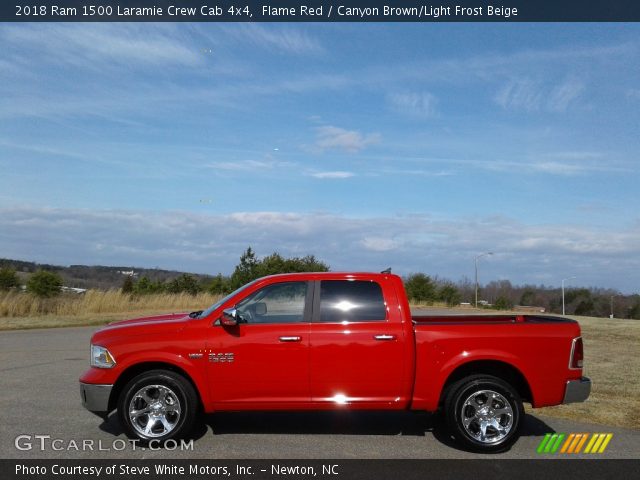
[474,252,493,308]
[562,276,576,316]
[610,295,618,318]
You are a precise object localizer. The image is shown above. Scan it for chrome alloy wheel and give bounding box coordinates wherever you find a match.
[128,384,182,438]
[460,389,514,444]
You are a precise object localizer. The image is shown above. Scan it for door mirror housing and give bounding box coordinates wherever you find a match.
[221,308,238,326]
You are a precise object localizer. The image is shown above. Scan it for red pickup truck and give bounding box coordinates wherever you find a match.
[80,272,590,452]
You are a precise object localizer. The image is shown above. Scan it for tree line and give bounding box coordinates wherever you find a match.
[0,258,211,290]
[1,248,639,319]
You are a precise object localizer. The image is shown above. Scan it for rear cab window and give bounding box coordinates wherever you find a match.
[318,280,387,322]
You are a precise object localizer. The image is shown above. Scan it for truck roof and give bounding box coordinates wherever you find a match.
[256,271,398,281]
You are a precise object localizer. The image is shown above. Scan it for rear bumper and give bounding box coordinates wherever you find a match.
[563,377,591,404]
[80,382,113,415]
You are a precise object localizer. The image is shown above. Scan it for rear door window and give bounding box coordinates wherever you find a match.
[318,280,386,322]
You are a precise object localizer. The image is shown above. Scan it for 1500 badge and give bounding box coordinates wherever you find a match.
[209,353,234,363]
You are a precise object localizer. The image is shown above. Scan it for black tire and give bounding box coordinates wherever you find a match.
[444,374,523,453]
[118,369,198,444]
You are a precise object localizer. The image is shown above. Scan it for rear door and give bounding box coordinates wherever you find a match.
[309,278,407,407]
[207,280,311,407]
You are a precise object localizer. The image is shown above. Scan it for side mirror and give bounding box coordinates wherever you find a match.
[221,308,238,326]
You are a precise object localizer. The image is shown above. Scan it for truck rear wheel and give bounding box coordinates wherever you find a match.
[444,374,523,453]
[118,369,198,444]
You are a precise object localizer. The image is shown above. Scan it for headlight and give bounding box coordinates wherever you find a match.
[90,344,116,368]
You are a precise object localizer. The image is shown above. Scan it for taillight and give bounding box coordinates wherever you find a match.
[570,337,584,369]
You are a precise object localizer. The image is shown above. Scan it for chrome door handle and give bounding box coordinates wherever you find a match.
[279,336,301,342]
[374,334,396,341]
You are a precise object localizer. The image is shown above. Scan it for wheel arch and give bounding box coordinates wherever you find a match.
[439,360,533,407]
[108,362,203,412]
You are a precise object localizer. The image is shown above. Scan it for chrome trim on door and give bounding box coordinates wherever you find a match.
[279,336,302,342]
[374,334,396,341]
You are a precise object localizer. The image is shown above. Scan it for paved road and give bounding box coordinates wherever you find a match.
[1,325,638,459]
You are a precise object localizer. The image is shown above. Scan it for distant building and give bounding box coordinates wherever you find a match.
[117,270,138,277]
[515,305,546,313]
[61,286,87,294]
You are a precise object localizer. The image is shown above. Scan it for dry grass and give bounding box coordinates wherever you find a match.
[535,315,640,429]
[0,310,193,330]
[0,290,221,324]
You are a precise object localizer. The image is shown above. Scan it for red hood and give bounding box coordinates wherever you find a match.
[107,312,189,327]
[91,313,189,344]
[91,312,191,345]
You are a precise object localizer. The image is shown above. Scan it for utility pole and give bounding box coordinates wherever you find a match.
[610,295,618,318]
[474,252,493,308]
[562,276,576,315]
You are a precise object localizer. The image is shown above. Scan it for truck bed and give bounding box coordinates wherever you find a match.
[411,314,576,325]
[410,313,581,410]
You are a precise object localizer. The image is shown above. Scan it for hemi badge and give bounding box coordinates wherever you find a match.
[188,353,204,359]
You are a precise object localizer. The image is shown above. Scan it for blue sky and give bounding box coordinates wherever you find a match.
[1,23,639,292]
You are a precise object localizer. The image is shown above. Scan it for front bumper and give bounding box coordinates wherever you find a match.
[563,377,591,404]
[80,382,113,414]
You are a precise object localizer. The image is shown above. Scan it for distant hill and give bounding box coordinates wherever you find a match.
[0,258,214,290]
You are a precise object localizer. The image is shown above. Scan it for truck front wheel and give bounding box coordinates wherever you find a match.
[444,374,523,453]
[118,369,198,444]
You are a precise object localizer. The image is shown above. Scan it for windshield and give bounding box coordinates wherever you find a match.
[196,279,259,319]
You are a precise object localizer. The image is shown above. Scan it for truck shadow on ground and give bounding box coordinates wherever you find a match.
[99,411,554,453]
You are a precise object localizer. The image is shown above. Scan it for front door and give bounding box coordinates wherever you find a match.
[207,280,311,408]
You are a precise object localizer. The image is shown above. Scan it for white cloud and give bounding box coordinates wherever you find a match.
[205,159,294,172]
[495,77,585,112]
[314,126,381,153]
[361,237,401,252]
[380,168,453,177]
[1,24,202,69]
[495,78,544,111]
[627,88,640,100]
[309,171,355,179]
[0,207,638,291]
[385,42,636,88]
[545,151,604,160]
[511,151,626,176]
[547,78,586,112]
[388,92,437,117]
[527,162,588,175]
[222,24,324,55]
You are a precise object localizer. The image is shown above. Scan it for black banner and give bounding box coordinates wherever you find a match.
[2,460,639,480]
[2,0,640,22]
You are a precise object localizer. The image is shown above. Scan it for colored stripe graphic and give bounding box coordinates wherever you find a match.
[537,433,613,454]
[551,433,565,453]
[584,434,599,453]
[544,434,559,453]
[585,433,613,453]
[560,434,574,453]
[567,434,582,453]
[598,434,613,453]
[574,433,589,453]
[537,433,552,453]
